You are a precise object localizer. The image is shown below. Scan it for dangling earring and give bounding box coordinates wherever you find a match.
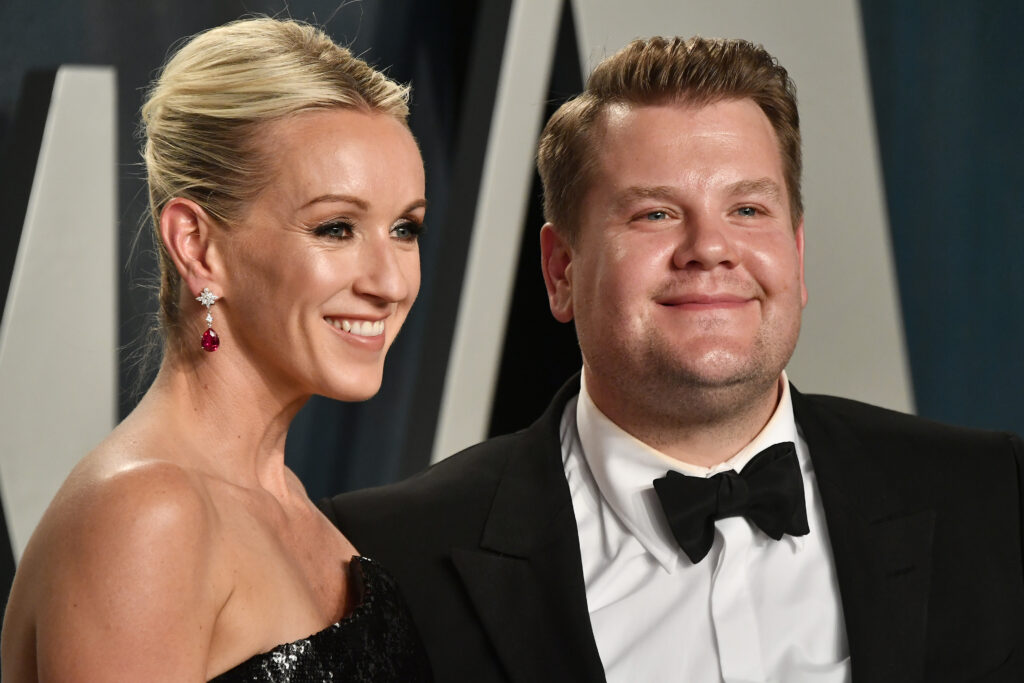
[195,287,220,352]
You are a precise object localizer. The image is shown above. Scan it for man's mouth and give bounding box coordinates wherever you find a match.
[657,293,752,307]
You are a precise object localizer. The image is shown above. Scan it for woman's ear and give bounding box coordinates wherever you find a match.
[159,198,223,297]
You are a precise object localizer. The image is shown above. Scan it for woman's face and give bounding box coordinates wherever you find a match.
[219,107,424,402]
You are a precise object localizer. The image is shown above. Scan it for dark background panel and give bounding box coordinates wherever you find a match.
[859,0,1024,434]
[0,70,55,340]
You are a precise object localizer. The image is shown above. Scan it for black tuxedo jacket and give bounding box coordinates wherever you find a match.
[321,377,1024,682]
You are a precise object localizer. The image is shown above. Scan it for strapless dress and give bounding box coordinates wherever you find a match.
[210,556,432,682]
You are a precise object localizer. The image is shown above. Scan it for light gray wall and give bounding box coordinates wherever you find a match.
[0,66,118,559]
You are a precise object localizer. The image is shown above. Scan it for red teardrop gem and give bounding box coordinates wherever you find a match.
[201,328,220,352]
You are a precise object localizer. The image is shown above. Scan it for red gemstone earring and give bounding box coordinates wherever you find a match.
[195,287,220,352]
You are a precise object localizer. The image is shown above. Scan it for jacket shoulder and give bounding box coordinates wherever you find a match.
[323,374,580,546]
[342,428,527,505]
[797,390,1023,457]
[320,428,536,551]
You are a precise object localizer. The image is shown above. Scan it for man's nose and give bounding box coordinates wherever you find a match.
[671,211,738,270]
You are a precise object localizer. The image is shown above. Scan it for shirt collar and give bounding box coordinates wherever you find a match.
[576,371,801,572]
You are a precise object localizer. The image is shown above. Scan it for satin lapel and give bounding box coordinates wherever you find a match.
[453,376,606,683]
[792,387,933,683]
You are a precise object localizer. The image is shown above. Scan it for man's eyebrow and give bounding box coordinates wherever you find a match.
[610,185,677,211]
[726,178,783,201]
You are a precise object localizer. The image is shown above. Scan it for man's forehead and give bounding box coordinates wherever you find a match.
[597,95,764,129]
[601,101,633,127]
[588,98,784,176]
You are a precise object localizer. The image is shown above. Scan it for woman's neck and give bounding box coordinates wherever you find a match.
[127,348,310,498]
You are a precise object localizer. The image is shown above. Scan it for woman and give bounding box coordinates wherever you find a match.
[1,17,431,682]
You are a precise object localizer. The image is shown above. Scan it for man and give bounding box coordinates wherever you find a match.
[322,37,1024,682]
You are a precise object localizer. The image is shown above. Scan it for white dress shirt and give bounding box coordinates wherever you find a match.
[562,373,851,683]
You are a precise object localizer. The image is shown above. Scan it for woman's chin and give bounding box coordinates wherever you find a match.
[319,375,384,403]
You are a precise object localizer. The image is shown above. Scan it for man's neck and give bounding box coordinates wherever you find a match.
[582,370,784,468]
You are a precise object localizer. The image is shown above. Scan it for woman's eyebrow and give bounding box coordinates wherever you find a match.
[300,193,369,210]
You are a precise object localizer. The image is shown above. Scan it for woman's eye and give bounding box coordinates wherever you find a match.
[313,221,353,239]
[392,221,424,242]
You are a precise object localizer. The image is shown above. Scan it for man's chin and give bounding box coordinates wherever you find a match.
[637,351,785,405]
[656,348,764,385]
[648,334,794,387]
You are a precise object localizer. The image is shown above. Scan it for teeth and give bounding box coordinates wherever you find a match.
[329,318,384,336]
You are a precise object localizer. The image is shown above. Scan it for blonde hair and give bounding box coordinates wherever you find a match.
[141,17,410,340]
[538,36,801,243]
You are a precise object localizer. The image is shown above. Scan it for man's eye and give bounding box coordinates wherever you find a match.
[313,221,353,239]
[736,206,758,217]
[645,210,669,221]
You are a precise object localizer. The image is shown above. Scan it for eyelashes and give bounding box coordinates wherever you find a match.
[391,220,424,241]
[312,220,353,239]
[311,219,424,242]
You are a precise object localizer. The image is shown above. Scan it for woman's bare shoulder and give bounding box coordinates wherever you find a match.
[42,437,215,545]
[5,441,226,681]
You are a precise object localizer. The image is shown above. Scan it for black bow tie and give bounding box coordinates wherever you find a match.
[652,442,809,564]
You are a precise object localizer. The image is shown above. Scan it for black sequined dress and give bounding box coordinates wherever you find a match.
[210,556,432,682]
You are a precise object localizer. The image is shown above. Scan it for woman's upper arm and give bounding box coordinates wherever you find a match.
[33,464,221,682]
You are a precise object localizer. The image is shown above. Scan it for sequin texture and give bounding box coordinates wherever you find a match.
[210,557,432,682]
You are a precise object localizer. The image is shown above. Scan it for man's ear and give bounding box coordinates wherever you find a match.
[540,223,574,323]
[159,197,224,298]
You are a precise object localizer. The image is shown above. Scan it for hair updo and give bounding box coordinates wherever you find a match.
[141,17,410,343]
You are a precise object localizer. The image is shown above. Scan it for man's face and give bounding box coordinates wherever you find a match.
[542,98,806,418]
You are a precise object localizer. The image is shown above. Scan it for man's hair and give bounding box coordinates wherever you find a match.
[537,36,801,243]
